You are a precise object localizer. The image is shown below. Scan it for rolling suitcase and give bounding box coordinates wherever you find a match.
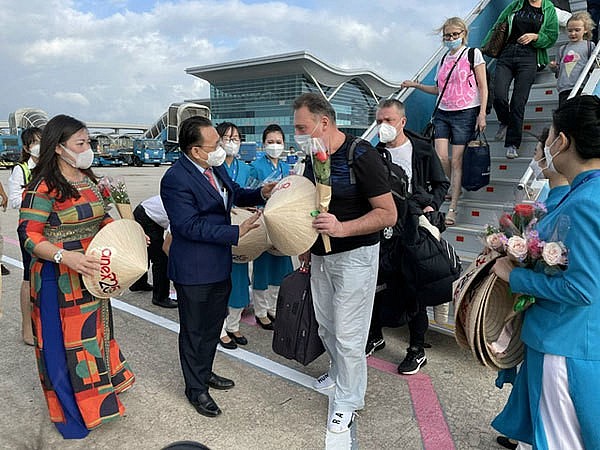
[272,264,325,365]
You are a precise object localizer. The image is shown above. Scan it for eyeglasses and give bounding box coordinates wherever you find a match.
[443,31,464,40]
[221,137,240,144]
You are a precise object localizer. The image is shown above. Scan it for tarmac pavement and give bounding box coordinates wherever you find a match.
[0,166,511,450]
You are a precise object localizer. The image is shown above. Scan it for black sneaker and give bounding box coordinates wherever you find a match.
[365,337,385,356]
[397,346,427,375]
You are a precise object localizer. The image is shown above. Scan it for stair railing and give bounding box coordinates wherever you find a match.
[517,39,600,199]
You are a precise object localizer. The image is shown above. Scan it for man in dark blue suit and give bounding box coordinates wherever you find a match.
[160,116,275,417]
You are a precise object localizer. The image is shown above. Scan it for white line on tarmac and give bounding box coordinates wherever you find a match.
[1,255,318,392]
[110,298,318,390]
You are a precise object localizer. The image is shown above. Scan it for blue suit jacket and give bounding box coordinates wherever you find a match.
[160,155,264,285]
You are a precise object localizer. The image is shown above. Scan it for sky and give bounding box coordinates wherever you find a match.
[0,0,475,127]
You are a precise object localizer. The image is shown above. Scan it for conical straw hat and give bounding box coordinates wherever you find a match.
[83,219,148,298]
[467,272,495,366]
[263,175,318,256]
[230,208,270,263]
[453,251,500,349]
[480,275,524,369]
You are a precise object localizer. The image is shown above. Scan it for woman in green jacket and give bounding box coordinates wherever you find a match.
[483,0,558,159]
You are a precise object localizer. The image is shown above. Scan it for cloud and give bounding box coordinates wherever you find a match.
[53,91,91,106]
[0,0,473,125]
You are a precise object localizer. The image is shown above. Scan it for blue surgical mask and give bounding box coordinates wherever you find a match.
[444,39,462,51]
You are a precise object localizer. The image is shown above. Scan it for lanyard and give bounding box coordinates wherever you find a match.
[230,158,239,182]
[556,170,600,209]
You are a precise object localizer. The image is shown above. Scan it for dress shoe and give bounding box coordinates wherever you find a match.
[219,337,237,350]
[152,297,178,308]
[496,436,518,450]
[190,392,221,417]
[208,372,235,390]
[255,315,274,330]
[130,282,153,292]
[226,331,248,345]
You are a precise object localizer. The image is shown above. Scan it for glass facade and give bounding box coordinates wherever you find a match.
[210,74,378,149]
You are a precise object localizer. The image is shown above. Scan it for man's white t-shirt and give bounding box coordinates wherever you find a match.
[387,139,413,193]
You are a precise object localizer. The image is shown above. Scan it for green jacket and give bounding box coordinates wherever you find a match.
[482,0,558,67]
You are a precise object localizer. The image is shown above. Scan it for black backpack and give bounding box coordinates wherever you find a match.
[347,138,410,236]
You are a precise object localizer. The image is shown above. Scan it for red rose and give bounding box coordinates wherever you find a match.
[514,204,534,218]
[315,151,328,163]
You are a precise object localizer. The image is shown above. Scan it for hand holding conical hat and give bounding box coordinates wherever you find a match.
[83,219,148,298]
[263,175,318,256]
[231,207,270,263]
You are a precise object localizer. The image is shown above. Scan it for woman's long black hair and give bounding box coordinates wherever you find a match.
[27,115,97,202]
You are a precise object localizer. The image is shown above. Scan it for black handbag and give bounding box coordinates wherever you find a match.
[462,130,490,191]
[481,21,508,58]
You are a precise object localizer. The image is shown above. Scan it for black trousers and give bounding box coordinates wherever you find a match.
[175,279,231,402]
[493,44,538,149]
[132,204,170,302]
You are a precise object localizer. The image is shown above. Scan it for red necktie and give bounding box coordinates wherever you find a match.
[204,168,218,191]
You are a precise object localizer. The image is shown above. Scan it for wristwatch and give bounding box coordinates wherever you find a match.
[53,249,64,264]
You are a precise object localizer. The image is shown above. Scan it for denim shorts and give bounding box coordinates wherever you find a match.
[432,106,479,145]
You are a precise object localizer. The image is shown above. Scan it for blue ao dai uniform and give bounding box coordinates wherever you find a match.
[493,176,600,449]
[224,158,256,309]
[250,155,293,289]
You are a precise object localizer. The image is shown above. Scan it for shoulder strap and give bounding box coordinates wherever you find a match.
[18,162,32,184]
[432,47,468,117]
[468,47,475,73]
[347,137,364,185]
[558,44,566,63]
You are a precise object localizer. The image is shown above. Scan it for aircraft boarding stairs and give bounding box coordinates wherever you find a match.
[362,0,599,336]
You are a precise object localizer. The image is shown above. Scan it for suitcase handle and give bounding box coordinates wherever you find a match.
[299,260,310,274]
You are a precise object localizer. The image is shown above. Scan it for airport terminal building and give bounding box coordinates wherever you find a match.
[185,51,402,146]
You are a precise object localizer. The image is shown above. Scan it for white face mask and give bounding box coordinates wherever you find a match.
[206,145,227,167]
[264,143,284,158]
[378,123,398,144]
[222,140,240,156]
[528,158,546,179]
[543,137,561,174]
[60,144,94,169]
[294,134,311,149]
[294,121,321,150]
[29,144,40,158]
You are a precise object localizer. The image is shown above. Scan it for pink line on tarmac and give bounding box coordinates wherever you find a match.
[4,236,19,246]
[368,356,455,450]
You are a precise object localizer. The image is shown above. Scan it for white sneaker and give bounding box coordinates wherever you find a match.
[328,410,356,433]
[313,372,335,390]
[505,146,519,159]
